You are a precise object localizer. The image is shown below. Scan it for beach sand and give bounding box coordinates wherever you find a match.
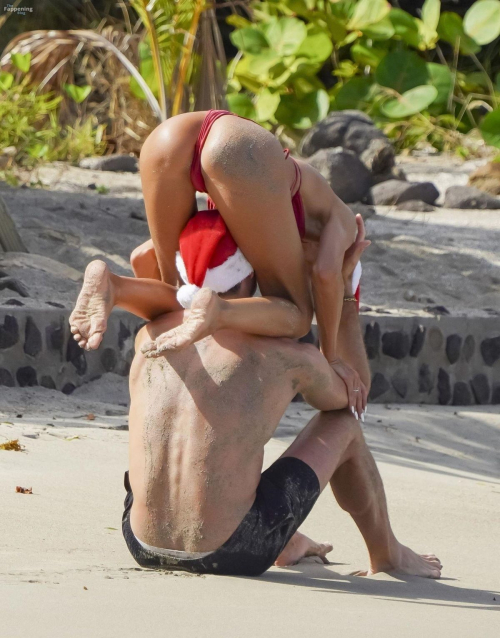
[1,384,499,637]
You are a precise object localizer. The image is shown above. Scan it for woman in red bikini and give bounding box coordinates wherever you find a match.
[70,110,368,415]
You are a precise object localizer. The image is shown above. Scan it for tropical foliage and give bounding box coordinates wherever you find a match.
[226,0,500,151]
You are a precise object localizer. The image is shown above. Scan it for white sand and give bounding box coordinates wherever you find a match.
[1,390,499,637]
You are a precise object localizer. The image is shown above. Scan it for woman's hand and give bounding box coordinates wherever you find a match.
[342,214,371,294]
[329,357,367,421]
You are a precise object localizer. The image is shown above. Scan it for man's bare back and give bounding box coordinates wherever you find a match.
[128,309,345,553]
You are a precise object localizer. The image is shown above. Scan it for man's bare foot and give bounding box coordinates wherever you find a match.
[352,542,442,579]
[275,531,333,567]
[69,260,115,351]
[141,287,221,357]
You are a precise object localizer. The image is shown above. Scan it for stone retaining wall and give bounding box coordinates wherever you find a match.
[0,308,499,405]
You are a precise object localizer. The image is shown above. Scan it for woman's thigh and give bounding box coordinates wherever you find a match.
[201,117,312,316]
[139,115,198,285]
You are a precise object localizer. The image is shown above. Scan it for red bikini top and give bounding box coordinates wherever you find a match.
[190,110,306,239]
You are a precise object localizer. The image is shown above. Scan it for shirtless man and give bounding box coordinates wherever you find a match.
[121,219,442,577]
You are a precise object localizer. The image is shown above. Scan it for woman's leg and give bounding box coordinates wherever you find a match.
[69,260,181,350]
[130,239,161,280]
[142,116,314,353]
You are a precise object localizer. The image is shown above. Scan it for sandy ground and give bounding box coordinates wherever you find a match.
[1,160,499,316]
[1,381,499,638]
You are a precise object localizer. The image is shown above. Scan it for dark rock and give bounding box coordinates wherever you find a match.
[79,154,138,173]
[462,335,475,362]
[101,347,118,372]
[428,327,444,352]
[360,138,395,175]
[372,180,439,206]
[396,200,435,212]
[437,368,451,405]
[418,364,433,394]
[364,322,380,359]
[444,185,500,209]
[66,337,87,376]
[299,329,318,347]
[446,334,462,365]
[349,202,376,221]
[0,277,29,297]
[46,301,65,309]
[16,366,38,387]
[360,305,372,312]
[369,373,390,400]
[46,322,64,354]
[480,336,500,366]
[62,382,76,395]
[470,374,490,404]
[4,298,24,306]
[425,305,450,316]
[301,110,391,158]
[492,385,500,404]
[87,182,97,190]
[371,167,406,186]
[391,373,408,398]
[24,317,42,358]
[40,375,56,390]
[130,210,146,221]
[382,331,410,359]
[410,325,426,357]
[0,368,14,387]
[0,315,19,349]
[452,382,473,406]
[307,148,372,203]
[118,321,132,349]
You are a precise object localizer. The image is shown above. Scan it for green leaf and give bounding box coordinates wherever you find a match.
[381,85,438,118]
[227,93,257,120]
[362,16,395,40]
[347,0,391,31]
[480,108,500,148]
[263,18,307,56]
[421,0,441,33]
[27,143,49,159]
[226,14,253,29]
[333,77,373,110]
[247,51,282,77]
[63,84,91,103]
[255,89,281,122]
[296,30,333,64]
[427,62,453,104]
[230,27,269,54]
[464,0,500,45]
[376,50,429,93]
[129,56,158,100]
[275,89,329,129]
[351,43,386,68]
[324,14,347,42]
[0,72,14,90]
[438,12,481,55]
[389,8,422,48]
[11,52,31,73]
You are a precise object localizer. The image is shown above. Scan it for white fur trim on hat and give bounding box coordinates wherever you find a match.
[176,248,253,295]
[177,283,201,309]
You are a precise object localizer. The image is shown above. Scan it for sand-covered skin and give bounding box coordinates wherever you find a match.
[1,387,499,638]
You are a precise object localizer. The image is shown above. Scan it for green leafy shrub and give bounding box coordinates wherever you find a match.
[227,0,500,152]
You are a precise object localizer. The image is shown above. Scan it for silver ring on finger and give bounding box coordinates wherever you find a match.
[353,388,360,392]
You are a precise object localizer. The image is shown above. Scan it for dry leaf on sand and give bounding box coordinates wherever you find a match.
[16,486,33,494]
[0,439,24,451]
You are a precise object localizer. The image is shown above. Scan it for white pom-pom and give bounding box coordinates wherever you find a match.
[177,284,200,309]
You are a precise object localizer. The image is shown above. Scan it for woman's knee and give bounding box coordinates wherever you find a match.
[130,240,158,278]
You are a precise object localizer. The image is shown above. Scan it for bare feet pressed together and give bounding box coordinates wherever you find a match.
[275,531,333,567]
[141,287,222,357]
[69,260,115,350]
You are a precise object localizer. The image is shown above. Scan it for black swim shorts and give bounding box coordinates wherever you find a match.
[122,456,321,577]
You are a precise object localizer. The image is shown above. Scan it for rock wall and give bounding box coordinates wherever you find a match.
[0,308,499,405]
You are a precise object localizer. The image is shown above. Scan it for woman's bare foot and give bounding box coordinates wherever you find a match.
[141,287,221,357]
[352,542,442,579]
[275,532,333,567]
[69,260,115,351]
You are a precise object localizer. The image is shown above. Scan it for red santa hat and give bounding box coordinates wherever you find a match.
[176,210,254,309]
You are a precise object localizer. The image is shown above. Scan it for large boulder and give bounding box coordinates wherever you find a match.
[444,185,500,209]
[300,110,395,176]
[307,148,372,203]
[79,154,139,173]
[371,180,439,206]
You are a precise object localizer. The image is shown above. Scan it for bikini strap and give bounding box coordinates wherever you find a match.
[290,157,302,195]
